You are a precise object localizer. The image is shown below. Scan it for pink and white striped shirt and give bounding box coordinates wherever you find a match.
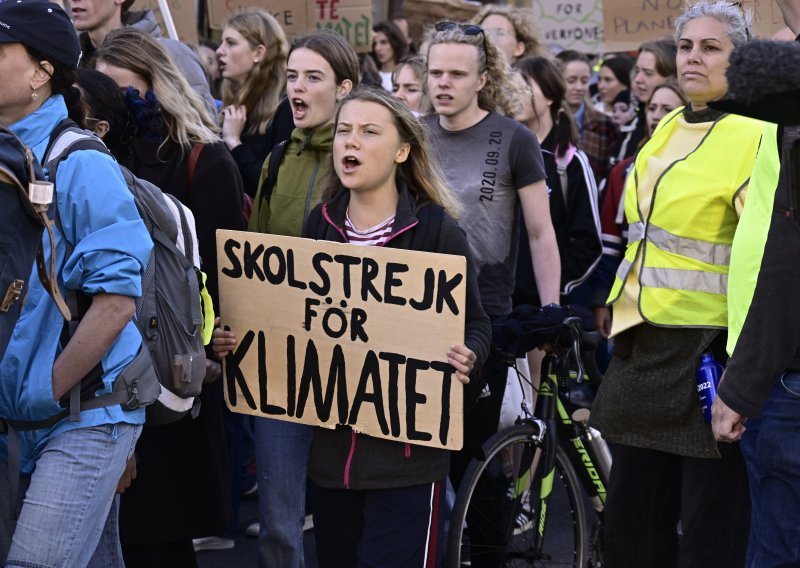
[344,211,395,247]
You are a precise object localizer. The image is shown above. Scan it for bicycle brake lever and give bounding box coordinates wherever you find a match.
[562,317,585,383]
[573,340,585,383]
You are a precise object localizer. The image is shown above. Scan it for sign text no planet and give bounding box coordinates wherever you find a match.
[217,230,466,450]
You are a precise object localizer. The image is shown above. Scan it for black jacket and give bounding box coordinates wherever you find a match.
[514,130,602,305]
[304,184,491,490]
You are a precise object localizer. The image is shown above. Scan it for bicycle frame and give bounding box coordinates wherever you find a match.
[527,355,610,555]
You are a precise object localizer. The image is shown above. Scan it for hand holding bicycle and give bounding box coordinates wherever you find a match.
[448,344,476,384]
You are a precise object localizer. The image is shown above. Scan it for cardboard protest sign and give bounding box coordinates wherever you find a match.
[602,0,682,52]
[532,0,604,54]
[208,0,311,36]
[136,0,198,44]
[743,0,784,39]
[217,230,466,450]
[404,0,481,46]
[314,0,374,53]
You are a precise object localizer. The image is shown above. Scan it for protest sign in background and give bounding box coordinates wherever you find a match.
[217,230,466,450]
[602,0,682,52]
[743,0,785,38]
[207,0,311,36]
[404,0,481,46]
[532,0,604,54]
[137,0,198,44]
[315,0,374,53]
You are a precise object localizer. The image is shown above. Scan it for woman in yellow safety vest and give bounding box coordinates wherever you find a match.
[589,3,764,566]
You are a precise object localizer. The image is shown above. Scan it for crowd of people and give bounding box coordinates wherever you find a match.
[1,0,800,566]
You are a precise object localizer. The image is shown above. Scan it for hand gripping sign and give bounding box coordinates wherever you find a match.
[217,230,466,450]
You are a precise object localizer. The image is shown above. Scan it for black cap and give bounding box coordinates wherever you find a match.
[0,0,81,68]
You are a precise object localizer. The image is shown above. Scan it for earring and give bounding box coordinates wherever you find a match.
[253,59,259,64]
[31,88,39,103]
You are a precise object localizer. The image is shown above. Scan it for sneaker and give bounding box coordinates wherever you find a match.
[513,507,534,536]
[303,514,314,532]
[192,536,235,552]
[241,478,258,497]
[245,521,259,538]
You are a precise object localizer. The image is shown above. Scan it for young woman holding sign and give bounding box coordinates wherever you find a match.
[246,29,361,568]
[214,86,491,567]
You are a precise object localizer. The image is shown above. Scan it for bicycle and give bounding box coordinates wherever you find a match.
[447,306,612,567]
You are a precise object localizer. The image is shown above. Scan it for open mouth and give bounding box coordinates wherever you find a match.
[341,155,361,173]
[291,98,309,121]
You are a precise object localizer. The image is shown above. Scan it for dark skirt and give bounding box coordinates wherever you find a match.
[589,324,722,459]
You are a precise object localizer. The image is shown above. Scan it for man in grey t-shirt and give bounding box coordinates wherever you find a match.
[423,26,559,319]
[423,21,560,441]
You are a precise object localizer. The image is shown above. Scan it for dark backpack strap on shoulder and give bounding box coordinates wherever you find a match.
[409,204,445,253]
[259,139,290,207]
[42,123,112,421]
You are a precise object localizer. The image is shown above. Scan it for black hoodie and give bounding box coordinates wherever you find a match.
[304,183,491,490]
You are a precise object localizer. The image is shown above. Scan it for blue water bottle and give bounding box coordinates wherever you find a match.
[696,352,724,424]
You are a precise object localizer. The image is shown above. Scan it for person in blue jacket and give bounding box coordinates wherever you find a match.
[0,1,152,566]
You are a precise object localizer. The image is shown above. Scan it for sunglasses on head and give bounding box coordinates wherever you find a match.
[434,21,487,54]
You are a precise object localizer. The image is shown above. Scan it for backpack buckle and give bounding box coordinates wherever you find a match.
[125,379,141,410]
[0,280,24,313]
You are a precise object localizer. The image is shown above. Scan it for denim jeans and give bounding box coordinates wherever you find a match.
[254,417,312,568]
[740,370,800,568]
[0,423,141,567]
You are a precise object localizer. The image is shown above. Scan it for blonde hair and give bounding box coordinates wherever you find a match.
[392,54,429,110]
[95,28,219,152]
[474,5,543,58]
[424,24,523,117]
[322,86,462,218]
[220,9,289,135]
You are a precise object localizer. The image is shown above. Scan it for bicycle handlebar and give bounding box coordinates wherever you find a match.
[490,304,604,385]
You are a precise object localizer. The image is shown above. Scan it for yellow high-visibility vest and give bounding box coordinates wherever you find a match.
[608,109,765,328]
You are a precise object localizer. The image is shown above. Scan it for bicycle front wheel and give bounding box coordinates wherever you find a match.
[447,424,588,567]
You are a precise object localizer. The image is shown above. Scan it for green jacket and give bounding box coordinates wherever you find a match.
[248,124,333,237]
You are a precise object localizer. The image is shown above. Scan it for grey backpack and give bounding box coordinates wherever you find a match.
[45,120,207,425]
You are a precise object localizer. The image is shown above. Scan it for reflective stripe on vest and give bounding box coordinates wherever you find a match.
[641,267,727,295]
[615,258,727,295]
[627,221,732,267]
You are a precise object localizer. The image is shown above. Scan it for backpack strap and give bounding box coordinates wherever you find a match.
[409,204,445,253]
[43,122,118,423]
[187,143,203,188]
[258,139,290,208]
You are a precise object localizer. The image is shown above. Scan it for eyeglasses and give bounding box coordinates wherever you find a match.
[434,21,488,55]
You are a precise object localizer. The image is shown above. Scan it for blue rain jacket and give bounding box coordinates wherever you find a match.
[0,95,152,472]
